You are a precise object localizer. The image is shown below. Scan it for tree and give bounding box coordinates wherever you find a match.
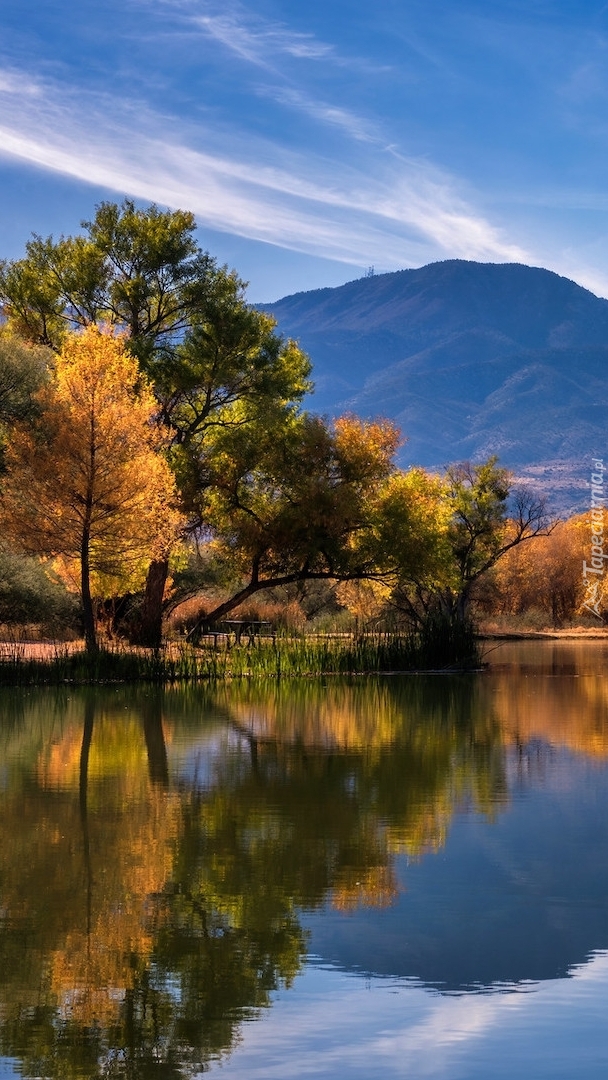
[0,200,215,363]
[0,333,74,634]
[1,326,181,653]
[444,457,550,617]
[0,550,78,630]
[138,267,311,644]
[0,332,51,468]
[0,331,50,422]
[368,467,452,587]
[369,457,551,628]
[0,200,312,645]
[187,414,401,631]
[477,515,592,627]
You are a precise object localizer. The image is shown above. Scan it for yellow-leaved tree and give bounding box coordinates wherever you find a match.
[1,325,182,652]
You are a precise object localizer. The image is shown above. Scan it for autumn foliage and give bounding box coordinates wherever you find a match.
[1,325,182,650]
[476,514,601,627]
[0,201,564,654]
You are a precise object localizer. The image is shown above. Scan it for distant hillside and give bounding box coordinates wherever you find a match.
[263,261,608,514]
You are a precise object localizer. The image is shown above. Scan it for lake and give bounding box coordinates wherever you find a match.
[1,639,608,1078]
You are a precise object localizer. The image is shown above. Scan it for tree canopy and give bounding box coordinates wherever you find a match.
[0,200,215,365]
[375,456,551,625]
[187,414,401,628]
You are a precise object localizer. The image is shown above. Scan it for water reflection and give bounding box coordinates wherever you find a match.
[0,645,606,1077]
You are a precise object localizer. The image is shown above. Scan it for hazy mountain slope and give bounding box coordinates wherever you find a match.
[263,261,608,513]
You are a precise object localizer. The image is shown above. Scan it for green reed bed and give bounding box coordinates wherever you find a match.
[225,622,480,678]
[0,618,481,685]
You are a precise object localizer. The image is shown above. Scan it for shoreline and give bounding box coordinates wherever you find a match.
[1,627,608,664]
[479,628,608,640]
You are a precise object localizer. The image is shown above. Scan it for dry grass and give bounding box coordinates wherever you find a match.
[0,639,84,661]
[478,617,608,639]
[166,595,306,637]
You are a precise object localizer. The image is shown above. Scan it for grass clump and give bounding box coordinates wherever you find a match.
[0,645,205,686]
[0,612,481,686]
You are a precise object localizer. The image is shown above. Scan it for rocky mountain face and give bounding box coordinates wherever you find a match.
[263,260,608,514]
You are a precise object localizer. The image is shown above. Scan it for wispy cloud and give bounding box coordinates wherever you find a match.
[257,86,380,143]
[129,0,390,150]
[0,67,42,97]
[148,0,334,70]
[0,68,530,273]
[200,17,386,148]
[191,12,330,68]
[144,0,389,74]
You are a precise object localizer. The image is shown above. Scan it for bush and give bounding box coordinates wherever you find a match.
[0,551,79,633]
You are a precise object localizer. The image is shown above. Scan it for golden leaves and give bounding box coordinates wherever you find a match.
[2,325,183,597]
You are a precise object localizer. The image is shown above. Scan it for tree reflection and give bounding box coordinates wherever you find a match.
[0,678,505,1078]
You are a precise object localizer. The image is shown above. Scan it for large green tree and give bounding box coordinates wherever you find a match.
[187,414,401,631]
[0,201,312,645]
[0,200,215,363]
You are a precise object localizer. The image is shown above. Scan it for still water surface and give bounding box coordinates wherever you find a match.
[1,640,608,1078]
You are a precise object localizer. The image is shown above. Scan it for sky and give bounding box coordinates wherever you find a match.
[1,0,608,301]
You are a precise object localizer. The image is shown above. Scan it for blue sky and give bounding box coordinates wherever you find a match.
[1,0,608,300]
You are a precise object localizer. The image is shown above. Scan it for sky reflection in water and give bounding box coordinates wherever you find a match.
[210,953,608,1079]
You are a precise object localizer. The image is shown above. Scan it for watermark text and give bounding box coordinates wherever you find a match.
[582,458,605,618]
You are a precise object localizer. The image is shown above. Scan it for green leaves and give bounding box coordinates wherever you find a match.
[0,199,216,361]
[446,456,512,584]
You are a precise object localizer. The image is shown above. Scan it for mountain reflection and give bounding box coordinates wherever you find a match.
[0,649,607,1076]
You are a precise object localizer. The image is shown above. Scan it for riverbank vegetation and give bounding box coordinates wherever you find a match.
[0,199,590,681]
[0,620,482,686]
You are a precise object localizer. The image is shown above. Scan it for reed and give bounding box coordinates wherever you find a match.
[0,617,481,685]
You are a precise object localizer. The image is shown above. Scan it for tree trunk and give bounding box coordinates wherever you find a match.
[79,697,95,937]
[135,558,169,648]
[142,697,169,787]
[81,528,98,654]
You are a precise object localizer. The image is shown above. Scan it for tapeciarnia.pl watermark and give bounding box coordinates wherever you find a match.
[582,458,606,619]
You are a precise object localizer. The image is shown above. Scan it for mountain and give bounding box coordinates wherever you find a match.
[263,260,608,514]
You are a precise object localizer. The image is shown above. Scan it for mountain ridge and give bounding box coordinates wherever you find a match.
[262,260,608,514]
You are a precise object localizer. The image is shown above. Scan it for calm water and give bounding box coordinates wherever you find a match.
[2,640,608,1078]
